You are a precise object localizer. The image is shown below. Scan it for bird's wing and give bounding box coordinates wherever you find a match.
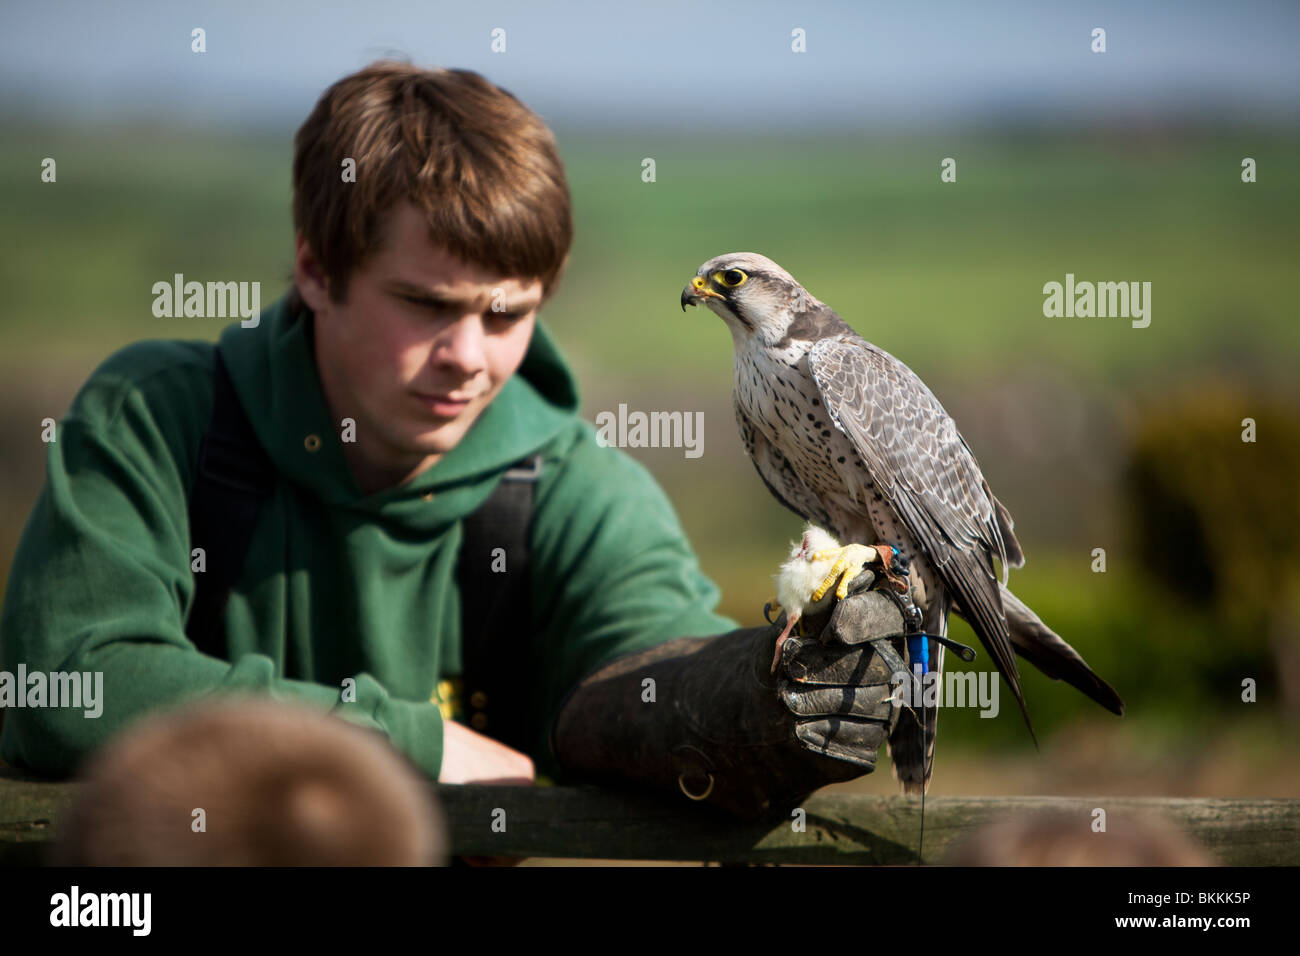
[735,401,834,528]
[808,335,1030,729]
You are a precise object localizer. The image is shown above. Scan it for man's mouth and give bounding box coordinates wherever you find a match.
[413,391,476,416]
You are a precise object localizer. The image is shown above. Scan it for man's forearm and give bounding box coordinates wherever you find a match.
[550,625,867,818]
[0,642,445,781]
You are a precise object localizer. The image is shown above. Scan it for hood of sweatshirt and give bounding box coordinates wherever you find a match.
[217,289,580,527]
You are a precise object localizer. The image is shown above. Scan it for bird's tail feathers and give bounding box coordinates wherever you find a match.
[1000,585,1125,717]
[947,554,1037,747]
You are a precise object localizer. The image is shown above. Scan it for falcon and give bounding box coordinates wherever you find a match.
[681,252,1124,794]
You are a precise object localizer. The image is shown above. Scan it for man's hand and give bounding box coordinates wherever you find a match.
[439,718,535,785]
[439,720,533,866]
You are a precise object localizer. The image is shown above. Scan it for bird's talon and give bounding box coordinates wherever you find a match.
[763,601,782,625]
[809,544,878,603]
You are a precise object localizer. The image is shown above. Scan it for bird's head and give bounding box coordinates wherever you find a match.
[680,252,823,346]
[789,531,815,562]
[791,524,839,562]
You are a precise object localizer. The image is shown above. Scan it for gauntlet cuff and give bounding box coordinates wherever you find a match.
[551,587,907,819]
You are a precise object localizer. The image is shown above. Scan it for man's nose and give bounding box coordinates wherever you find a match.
[434,315,488,375]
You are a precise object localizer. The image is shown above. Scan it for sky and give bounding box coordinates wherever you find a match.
[1,0,1297,133]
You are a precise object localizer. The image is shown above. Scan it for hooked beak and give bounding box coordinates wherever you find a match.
[680,274,725,311]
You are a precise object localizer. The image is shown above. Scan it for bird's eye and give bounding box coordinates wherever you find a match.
[720,268,747,287]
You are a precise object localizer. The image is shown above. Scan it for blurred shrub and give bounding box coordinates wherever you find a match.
[1123,387,1300,716]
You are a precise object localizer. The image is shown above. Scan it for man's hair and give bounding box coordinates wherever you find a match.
[288,60,573,312]
[941,811,1214,866]
[54,698,448,866]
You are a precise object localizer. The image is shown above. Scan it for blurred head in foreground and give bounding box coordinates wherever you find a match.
[54,698,447,866]
[942,811,1215,866]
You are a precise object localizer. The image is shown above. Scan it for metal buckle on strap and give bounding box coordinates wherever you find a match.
[673,744,716,801]
[678,771,715,801]
[931,634,976,662]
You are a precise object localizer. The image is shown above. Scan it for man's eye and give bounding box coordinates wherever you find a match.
[402,297,461,319]
[401,296,529,324]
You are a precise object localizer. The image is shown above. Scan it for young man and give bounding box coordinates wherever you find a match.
[0,63,897,819]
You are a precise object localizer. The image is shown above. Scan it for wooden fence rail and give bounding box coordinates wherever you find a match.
[2,771,1296,865]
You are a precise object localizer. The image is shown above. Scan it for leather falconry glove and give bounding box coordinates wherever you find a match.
[550,570,918,819]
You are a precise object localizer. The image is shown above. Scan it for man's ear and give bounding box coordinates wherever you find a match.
[293,233,332,312]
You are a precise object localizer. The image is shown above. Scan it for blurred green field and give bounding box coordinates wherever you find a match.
[4,127,1297,381]
[2,123,1297,784]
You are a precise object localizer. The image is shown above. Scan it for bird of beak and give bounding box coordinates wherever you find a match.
[681,274,726,311]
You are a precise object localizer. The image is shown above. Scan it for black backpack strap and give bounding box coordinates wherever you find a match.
[185,350,276,657]
[456,455,541,753]
[184,346,538,751]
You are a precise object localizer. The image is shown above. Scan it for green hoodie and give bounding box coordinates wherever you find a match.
[0,291,736,779]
